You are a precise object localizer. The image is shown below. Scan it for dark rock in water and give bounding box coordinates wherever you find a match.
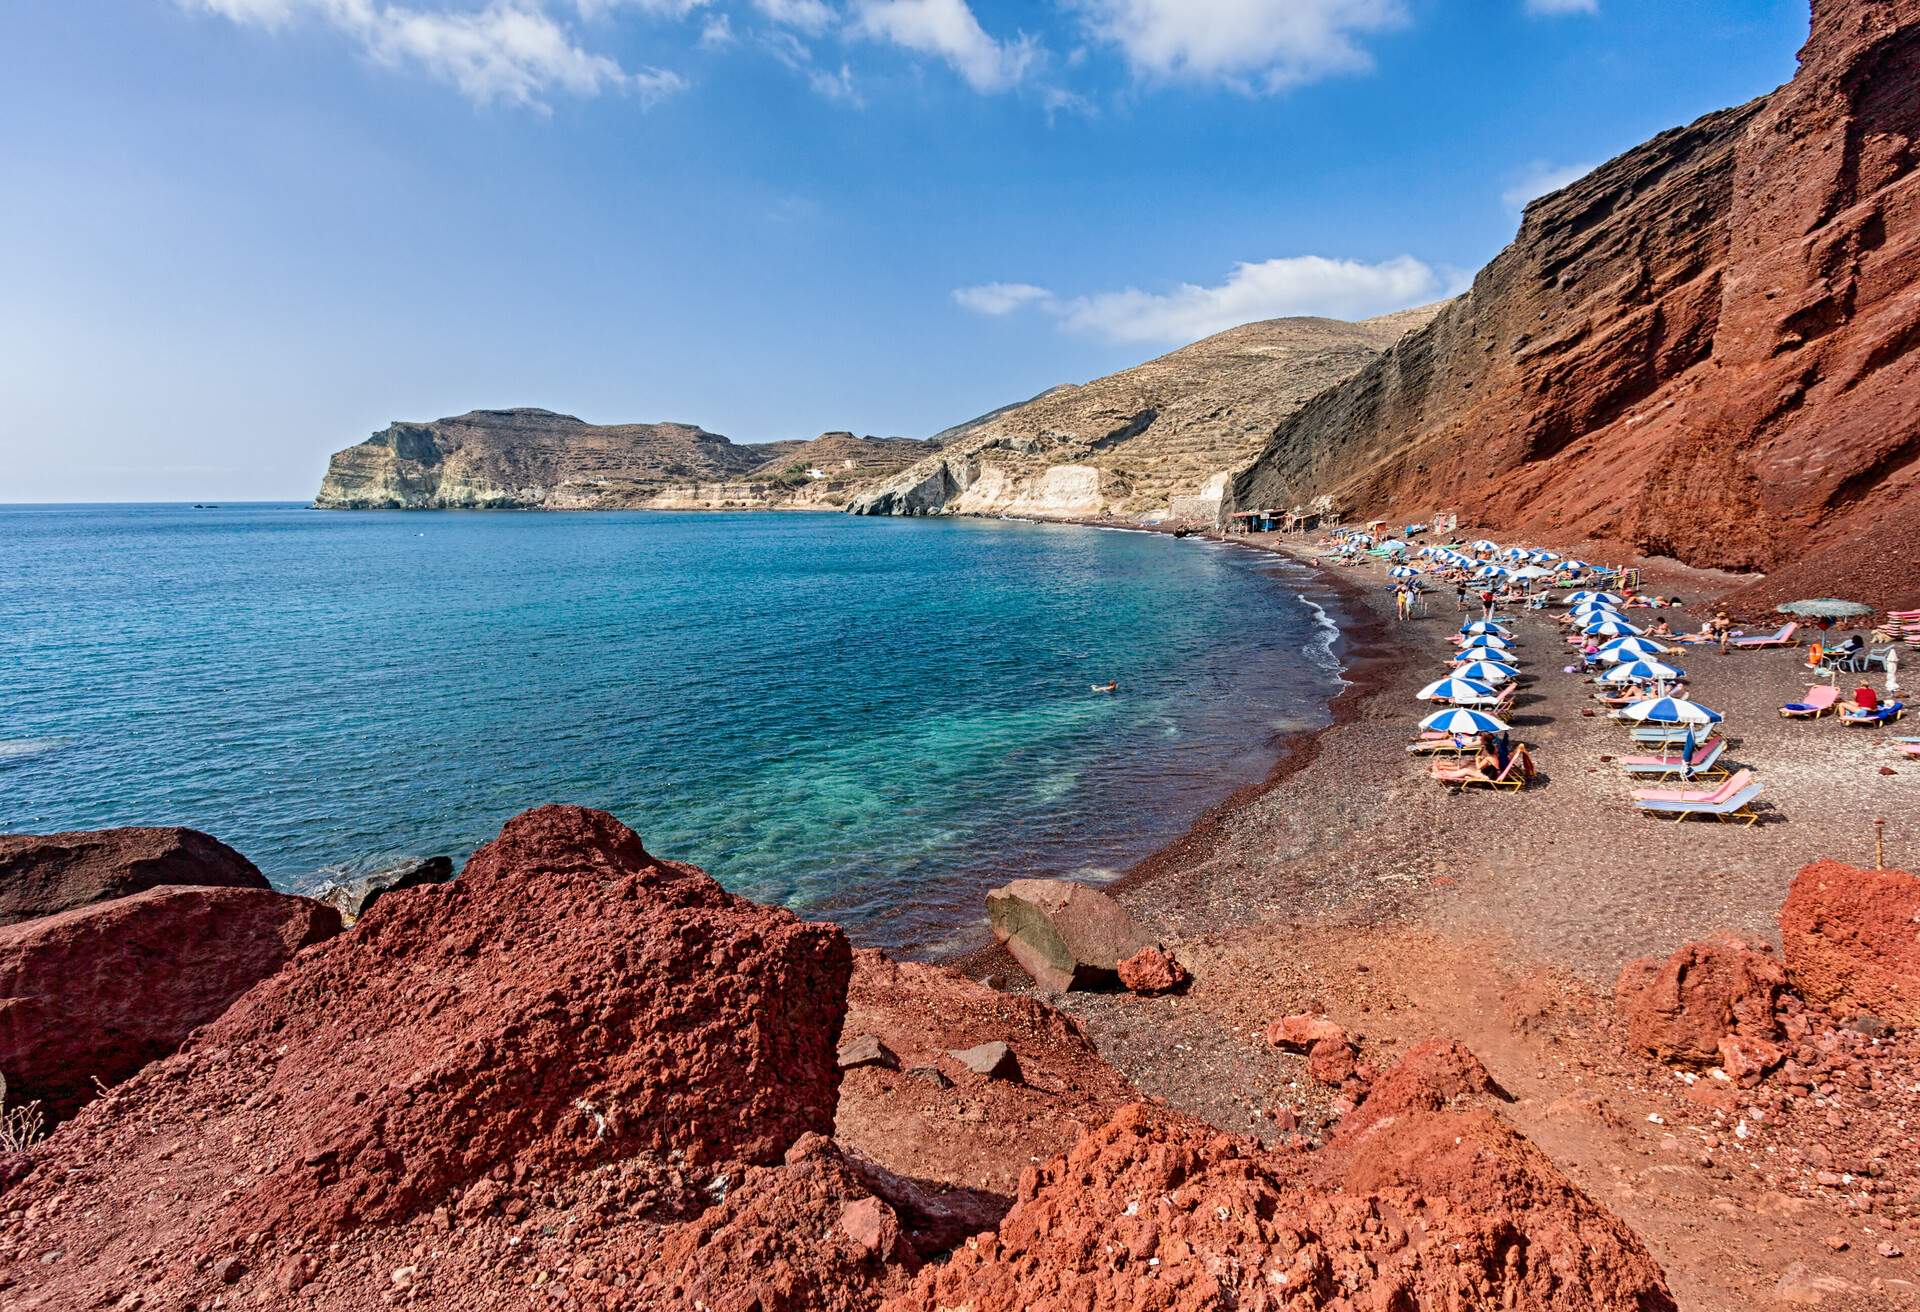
[949,1041,1021,1083]
[986,878,1150,992]
[316,856,455,925]
[837,1033,900,1072]
[0,886,340,1121]
[0,827,267,928]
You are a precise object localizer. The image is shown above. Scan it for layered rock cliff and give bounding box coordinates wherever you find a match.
[848,307,1443,520]
[314,408,938,510]
[1234,0,1920,607]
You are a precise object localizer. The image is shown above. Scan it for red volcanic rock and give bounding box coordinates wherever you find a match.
[0,806,852,1308]
[1233,0,1920,608]
[985,878,1150,992]
[1780,860,1920,1025]
[1265,1012,1349,1050]
[0,826,267,926]
[639,1134,914,1312]
[884,1098,1676,1312]
[1116,944,1189,994]
[0,885,337,1121]
[1615,934,1788,1067]
[1336,1037,1506,1144]
[1305,1037,1363,1088]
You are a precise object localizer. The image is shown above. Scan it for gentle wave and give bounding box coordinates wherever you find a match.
[0,737,70,761]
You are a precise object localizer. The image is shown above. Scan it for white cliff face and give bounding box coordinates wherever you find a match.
[847,307,1446,521]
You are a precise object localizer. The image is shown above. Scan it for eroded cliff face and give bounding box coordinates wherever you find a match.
[314,410,938,511]
[1236,0,1920,606]
[849,308,1443,521]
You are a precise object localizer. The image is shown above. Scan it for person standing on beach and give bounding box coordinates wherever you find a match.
[1455,583,1469,613]
[1713,611,1732,654]
[1480,589,1496,621]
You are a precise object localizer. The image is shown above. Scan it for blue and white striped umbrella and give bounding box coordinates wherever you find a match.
[1600,659,1686,684]
[1419,707,1511,735]
[1622,697,1722,726]
[1417,676,1498,703]
[1503,546,1528,560]
[1474,564,1509,579]
[1456,645,1518,665]
[1460,633,1515,651]
[1557,560,1591,574]
[1455,660,1520,684]
[1460,619,1512,636]
[1567,590,1623,606]
[1530,549,1561,562]
[1599,636,1673,661]
[1571,609,1625,627]
[1583,617,1645,638]
[1470,539,1498,553]
[1389,565,1419,578]
[1417,545,1439,558]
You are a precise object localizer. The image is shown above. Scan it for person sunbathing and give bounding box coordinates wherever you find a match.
[1845,683,1880,714]
[1649,618,1673,637]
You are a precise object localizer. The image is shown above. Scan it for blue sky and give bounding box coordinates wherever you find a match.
[2,0,1809,501]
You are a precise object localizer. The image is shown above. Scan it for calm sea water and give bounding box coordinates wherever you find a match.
[0,505,1343,950]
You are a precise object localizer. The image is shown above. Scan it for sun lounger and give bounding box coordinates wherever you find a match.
[1431,756,1529,792]
[1407,733,1474,755]
[1840,700,1905,727]
[1902,742,1920,759]
[1618,738,1727,780]
[1779,686,1840,719]
[1632,770,1762,825]
[1730,622,1798,649]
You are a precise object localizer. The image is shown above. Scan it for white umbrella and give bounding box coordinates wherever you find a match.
[1455,660,1520,684]
[1417,677,1499,704]
[1419,707,1511,736]
[1621,697,1722,726]
[1511,565,1553,580]
[1600,659,1686,684]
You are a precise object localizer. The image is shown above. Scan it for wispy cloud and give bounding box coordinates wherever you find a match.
[1524,0,1597,14]
[698,13,735,45]
[957,254,1449,344]
[185,0,684,109]
[952,282,1055,315]
[1501,159,1596,212]
[1066,0,1406,93]
[754,0,836,34]
[850,0,1038,92]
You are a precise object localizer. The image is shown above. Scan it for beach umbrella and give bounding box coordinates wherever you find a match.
[1511,565,1553,580]
[1455,660,1520,684]
[1461,633,1515,650]
[1419,707,1511,736]
[1600,659,1686,684]
[1570,603,1624,620]
[1455,645,1518,665]
[1530,549,1561,562]
[1584,617,1645,638]
[1469,539,1498,553]
[1474,564,1509,579]
[1567,590,1623,606]
[1557,560,1590,574]
[1459,619,1511,635]
[1503,546,1528,560]
[1388,565,1419,578]
[1598,636,1674,661]
[1621,697,1722,726]
[1379,539,1409,555]
[1417,676,1498,704]
[1776,598,1873,621]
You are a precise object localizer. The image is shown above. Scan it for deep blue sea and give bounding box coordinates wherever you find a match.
[0,505,1343,950]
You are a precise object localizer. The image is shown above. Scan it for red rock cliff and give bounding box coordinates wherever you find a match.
[1235,0,1920,607]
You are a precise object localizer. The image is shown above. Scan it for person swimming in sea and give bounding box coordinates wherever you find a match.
[1092,681,1118,693]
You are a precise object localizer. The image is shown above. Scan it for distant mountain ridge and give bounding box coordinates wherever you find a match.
[313,409,939,510]
[846,306,1447,520]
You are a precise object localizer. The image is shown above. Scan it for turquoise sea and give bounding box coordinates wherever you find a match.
[0,505,1344,950]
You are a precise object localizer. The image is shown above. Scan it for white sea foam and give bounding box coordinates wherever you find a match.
[0,737,69,761]
[1297,595,1349,682]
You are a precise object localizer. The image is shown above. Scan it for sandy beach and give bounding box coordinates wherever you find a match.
[958,528,1919,1312]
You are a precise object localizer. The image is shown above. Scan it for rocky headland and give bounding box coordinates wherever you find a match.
[314,409,939,511]
[847,307,1442,521]
[1232,0,1920,608]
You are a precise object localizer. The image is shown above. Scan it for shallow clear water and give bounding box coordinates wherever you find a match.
[0,505,1342,950]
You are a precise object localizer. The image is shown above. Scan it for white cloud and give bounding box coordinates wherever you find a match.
[755,0,836,34]
[850,0,1038,92]
[808,61,862,102]
[1501,159,1596,212]
[574,0,709,17]
[958,255,1446,344]
[953,282,1056,315]
[698,13,735,44]
[186,0,684,109]
[1524,0,1597,13]
[1067,0,1406,92]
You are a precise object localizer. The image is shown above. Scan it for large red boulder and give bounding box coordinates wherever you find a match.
[884,1097,1676,1312]
[1780,860,1920,1026]
[0,826,267,927]
[0,885,337,1121]
[0,806,852,1310]
[1614,934,1788,1066]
